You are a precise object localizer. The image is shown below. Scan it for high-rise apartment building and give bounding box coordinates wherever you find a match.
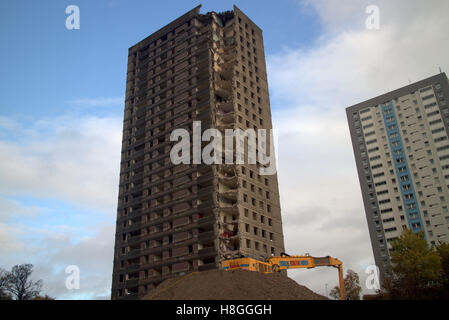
[111,5,285,299]
[347,73,449,278]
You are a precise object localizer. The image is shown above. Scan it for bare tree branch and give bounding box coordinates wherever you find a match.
[3,264,42,300]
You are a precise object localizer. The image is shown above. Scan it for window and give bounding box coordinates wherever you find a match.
[412,222,421,229]
[422,94,435,101]
[404,193,414,200]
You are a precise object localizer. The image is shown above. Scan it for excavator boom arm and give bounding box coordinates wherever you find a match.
[222,254,345,300]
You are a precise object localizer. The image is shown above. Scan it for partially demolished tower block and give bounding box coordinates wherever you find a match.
[111,5,285,299]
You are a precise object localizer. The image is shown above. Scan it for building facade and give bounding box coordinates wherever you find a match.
[111,5,285,299]
[347,73,449,278]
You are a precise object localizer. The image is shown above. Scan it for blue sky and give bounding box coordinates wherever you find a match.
[1,0,449,299]
[0,0,321,119]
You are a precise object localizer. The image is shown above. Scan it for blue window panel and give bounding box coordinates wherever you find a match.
[381,102,424,234]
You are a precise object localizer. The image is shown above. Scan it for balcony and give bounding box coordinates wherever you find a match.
[218,201,238,214]
[127,235,142,246]
[197,200,214,211]
[220,48,236,62]
[216,122,236,132]
[128,208,142,219]
[215,84,231,100]
[224,36,235,46]
[197,185,214,195]
[123,221,143,233]
[133,148,145,158]
[198,230,215,242]
[218,175,238,189]
[197,171,214,184]
[218,189,237,202]
[120,293,138,300]
[126,248,142,259]
[214,77,232,91]
[198,262,217,272]
[125,278,139,287]
[216,112,235,126]
[131,171,144,181]
[216,101,234,114]
[197,215,215,227]
[127,263,140,273]
[218,164,236,176]
[217,62,234,79]
[198,247,216,258]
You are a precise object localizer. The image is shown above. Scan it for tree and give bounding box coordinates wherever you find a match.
[436,242,449,298]
[385,229,442,299]
[329,269,362,300]
[3,264,42,300]
[436,242,449,285]
[0,268,12,300]
[0,289,12,300]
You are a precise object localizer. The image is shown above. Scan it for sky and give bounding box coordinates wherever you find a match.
[0,0,448,299]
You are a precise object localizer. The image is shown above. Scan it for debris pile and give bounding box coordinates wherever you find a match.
[143,269,327,300]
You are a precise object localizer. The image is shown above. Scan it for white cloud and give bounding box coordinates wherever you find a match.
[0,223,29,254]
[0,112,121,299]
[0,197,43,222]
[274,0,449,109]
[0,115,122,213]
[32,222,115,299]
[269,0,449,297]
[0,221,115,299]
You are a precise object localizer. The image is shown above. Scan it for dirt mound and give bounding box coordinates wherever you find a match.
[143,269,327,300]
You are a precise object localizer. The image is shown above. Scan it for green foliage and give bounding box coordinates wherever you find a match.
[329,269,362,300]
[384,229,445,299]
[436,242,449,297]
[436,242,449,285]
[390,230,441,282]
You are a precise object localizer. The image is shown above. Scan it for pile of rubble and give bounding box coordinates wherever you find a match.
[143,269,327,300]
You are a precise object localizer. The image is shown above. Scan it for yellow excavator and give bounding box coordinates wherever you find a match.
[221,252,345,300]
